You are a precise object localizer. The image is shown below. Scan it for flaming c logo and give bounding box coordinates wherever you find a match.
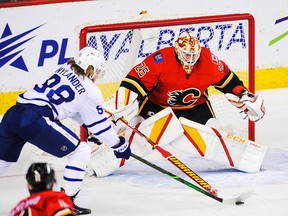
[168,88,201,106]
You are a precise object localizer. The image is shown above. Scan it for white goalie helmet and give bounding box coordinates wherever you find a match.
[174,32,201,74]
[75,46,106,79]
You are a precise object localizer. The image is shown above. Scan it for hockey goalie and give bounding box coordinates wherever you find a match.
[88,32,266,177]
[88,87,267,177]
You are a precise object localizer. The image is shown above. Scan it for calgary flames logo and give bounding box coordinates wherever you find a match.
[168,88,201,106]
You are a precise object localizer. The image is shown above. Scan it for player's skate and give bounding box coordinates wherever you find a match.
[70,190,91,215]
[61,188,91,215]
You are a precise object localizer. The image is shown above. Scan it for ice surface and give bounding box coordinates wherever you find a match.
[1,88,288,216]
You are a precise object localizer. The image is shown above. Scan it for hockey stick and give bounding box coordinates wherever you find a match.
[131,152,251,205]
[105,109,217,195]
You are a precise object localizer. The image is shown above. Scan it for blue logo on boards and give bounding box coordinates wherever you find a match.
[0,23,44,72]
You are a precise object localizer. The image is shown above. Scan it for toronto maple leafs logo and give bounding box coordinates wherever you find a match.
[0,23,44,72]
[168,88,201,106]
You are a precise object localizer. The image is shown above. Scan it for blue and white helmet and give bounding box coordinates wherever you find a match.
[75,46,106,79]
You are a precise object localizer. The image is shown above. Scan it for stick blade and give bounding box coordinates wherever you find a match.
[221,190,253,205]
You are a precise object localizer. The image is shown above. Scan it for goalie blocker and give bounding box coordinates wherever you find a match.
[103,86,139,123]
[88,107,267,177]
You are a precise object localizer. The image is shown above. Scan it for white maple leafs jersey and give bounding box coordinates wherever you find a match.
[17,63,119,147]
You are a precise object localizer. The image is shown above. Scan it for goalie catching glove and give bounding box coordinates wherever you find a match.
[225,88,265,122]
[103,87,139,122]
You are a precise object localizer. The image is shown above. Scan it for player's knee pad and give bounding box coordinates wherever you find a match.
[67,141,91,169]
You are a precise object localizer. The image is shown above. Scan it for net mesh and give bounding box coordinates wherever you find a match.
[79,13,253,138]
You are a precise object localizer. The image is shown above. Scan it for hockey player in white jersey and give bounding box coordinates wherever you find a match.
[0,46,131,215]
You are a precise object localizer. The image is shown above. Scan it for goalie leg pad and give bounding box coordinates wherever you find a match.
[130,107,184,146]
[171,117,267,173]
[88,144,123,177]
[88,107,184,177]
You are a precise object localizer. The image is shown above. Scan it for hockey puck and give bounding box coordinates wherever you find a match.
[235,201,245,205]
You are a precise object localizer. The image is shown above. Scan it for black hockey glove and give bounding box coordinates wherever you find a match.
[86,130,102,145]
[87,135,102,145]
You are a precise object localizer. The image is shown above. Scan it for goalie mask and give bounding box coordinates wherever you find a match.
[75,46,106,80]
[174,32,201,75]
[26,163,56,194]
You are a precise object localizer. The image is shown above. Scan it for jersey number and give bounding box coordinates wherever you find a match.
[34,74,75,105]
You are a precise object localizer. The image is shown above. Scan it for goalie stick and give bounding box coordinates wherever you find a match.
[131,152,252,205]
[106,109,218,196]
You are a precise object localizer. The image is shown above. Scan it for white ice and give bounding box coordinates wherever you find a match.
[1,88,288,216]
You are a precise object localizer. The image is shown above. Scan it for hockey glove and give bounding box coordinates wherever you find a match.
[225,90,265,122]
[87,135,102,145]
[112,136,131,159]
[86,130,103,145]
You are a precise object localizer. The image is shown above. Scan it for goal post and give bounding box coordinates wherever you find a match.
[77,13,255,141]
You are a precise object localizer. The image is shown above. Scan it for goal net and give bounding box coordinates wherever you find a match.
[78,12,255,139]
[32,13,255,163]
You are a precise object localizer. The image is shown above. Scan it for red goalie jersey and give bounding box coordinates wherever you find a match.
[121,46,244,112]
[9,190,74,216]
